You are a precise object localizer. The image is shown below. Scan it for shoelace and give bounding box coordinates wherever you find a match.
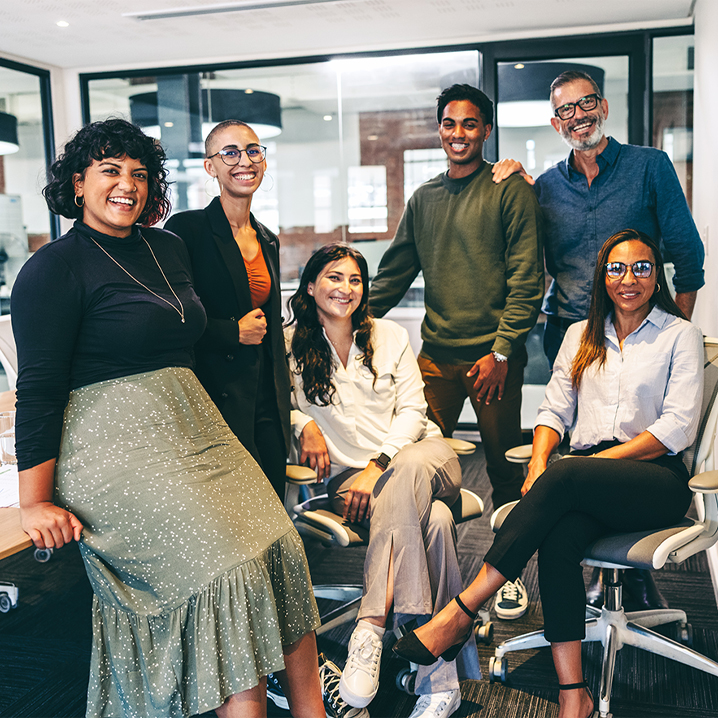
[411,691,452,716]
[501,581,523,603]
[349,632,380,675]
[320,661,348,716]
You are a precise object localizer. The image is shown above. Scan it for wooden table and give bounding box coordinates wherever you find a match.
[0,508,31,560]
[0,390,30,560]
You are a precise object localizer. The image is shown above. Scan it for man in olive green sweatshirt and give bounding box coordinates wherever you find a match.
[370,83,544,520]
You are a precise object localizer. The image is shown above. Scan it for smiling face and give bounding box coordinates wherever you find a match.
[604,239,657,322]
[204,123,265,200]
[439,100,491,178]
[550,79,609,152]
[73,155,149,237]
[307,256,364,325]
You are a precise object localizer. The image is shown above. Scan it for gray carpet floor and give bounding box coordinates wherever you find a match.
[0,441,717,717]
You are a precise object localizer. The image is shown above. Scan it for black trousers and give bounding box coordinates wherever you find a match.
[245,341,287,499]
[484,450,692,642]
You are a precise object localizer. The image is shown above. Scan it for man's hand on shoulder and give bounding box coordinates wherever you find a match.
[467,352,508,405]
[491,159,535,185]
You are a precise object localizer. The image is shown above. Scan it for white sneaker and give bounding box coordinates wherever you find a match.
[493,577,528,620]
[338,627,383,708]
[408,689,461,718]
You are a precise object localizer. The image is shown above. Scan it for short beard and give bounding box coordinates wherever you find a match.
[559,113,605,152]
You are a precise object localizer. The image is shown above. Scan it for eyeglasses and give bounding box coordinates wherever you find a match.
[207,145,267,166]
[605,261,655,279]
[553,93,601,120]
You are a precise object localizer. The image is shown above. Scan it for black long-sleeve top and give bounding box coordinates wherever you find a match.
[11,221,207,471]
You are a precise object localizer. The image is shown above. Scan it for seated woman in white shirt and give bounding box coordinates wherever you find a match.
[393,229,703,718]
[286,244,480,718]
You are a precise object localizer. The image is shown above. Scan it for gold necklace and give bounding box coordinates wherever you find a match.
[90,234,186,323]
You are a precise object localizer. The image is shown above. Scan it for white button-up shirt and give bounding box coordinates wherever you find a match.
[535,306,703,455]
[286,318,441,473]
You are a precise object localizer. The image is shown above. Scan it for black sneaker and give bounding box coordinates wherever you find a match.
[267,671,289,711]
[320,654,370,718]
[266,655,370,717]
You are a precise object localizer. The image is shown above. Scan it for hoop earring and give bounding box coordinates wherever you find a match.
[655,282,661,294]
[261,172,275,192]
[74,195,84,208]
[204,177,220,198]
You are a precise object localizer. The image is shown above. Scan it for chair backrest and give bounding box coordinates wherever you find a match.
[682,337,718,477]
[0,316,17,391]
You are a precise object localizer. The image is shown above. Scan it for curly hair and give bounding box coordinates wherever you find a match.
[571,228,685,388]
[288,243,376,406]
[43,118,170,226]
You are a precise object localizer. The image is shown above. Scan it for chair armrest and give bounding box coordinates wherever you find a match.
[505,444,533,464]
[688,469,718,493]
[444,437,476,456]
[286,464,319,485]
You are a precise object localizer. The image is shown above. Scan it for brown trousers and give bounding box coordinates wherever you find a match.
[418,354,525,509]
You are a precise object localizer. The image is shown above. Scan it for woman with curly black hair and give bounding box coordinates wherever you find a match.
[12,118,323,718]
[286,244,480,718]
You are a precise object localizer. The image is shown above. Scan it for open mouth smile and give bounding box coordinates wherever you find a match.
[109,197,135,206]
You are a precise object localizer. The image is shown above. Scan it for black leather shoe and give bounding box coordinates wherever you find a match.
[622,568,669,610]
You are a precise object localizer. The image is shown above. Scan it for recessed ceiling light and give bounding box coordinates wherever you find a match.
[245,88,254,94]
[57,20,69,27]
[514,63,525,69]
[367,135,379,141]
[323,115,332,121]
[164,121,174,128]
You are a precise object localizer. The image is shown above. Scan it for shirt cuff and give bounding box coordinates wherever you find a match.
[492,337,513,358]
[291,409,313,438]
[646,421,691,455]
[533,414,566,443]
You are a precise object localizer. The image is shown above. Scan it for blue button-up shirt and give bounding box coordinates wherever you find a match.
[534,137,705,321]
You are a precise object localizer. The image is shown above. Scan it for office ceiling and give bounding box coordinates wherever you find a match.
[0,0,694,71]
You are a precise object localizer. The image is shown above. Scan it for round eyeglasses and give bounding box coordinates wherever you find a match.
[553,93,601,121]
[207,145,267,166]
[605,261,654,279]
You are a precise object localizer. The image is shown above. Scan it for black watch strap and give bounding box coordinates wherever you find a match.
[372,452,391,470]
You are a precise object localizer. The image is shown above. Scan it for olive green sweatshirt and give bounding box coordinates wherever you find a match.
[369,161,544,363]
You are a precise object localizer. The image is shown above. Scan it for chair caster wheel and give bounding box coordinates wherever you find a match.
[34,547,53,563]
[395,666,416,694]
[677,621,693,648]
[475,620,494,645]
[488,655,507,684]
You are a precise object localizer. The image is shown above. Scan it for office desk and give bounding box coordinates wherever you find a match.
[0,508,31,560]
[0,390,28,560]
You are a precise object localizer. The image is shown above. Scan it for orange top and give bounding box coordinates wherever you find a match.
[244,247,272,309]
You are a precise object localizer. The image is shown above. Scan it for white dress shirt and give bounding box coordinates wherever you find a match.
[286,318,441,473]
[535,306,703,455]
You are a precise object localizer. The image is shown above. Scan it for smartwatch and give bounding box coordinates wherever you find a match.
[372,452,391,471]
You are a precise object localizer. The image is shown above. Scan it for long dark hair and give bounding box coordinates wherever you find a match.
[43,118,170,226]
[289,244,376,406]
[571,228,686,388]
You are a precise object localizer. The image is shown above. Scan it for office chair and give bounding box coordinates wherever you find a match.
[488,337,718,718]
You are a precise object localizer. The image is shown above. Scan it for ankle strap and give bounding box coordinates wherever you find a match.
[558,681,588,690]
[454,594,478,620]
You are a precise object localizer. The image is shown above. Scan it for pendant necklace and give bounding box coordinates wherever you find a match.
[90,234,186,323]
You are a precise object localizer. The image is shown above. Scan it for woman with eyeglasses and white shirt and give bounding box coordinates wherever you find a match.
[394,229,703,718]
[165,121,289,498]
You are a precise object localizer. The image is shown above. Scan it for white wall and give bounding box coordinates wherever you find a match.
[693,0,718,339]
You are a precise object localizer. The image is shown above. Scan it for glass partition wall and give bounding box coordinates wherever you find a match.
[0,60,54,310]
[86,51,478,285]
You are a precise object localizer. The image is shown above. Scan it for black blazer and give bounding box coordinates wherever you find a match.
[165,197,291,455]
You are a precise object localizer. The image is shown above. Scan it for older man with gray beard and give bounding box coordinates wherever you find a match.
[496,69,704,367]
